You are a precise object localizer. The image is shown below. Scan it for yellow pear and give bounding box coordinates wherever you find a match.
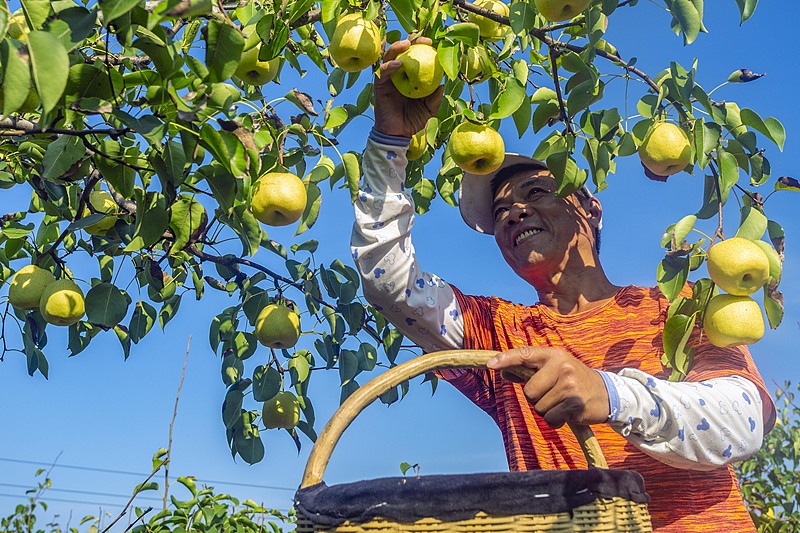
[328,14,382,73]
[234,45,280,86]
[406,130,427,161]
[262,391,300,430]
[250,172,308,226]
[82,190,118,235]
[449,122,505,175]
[39,279,85,327]
[703,294,764,348]
[255,304,301,349]
[638,122,692,177]
[707,237,770,296]
[8,265,56,311]
[390,43,443,99]
[534,0,591,22]
[468,0,510,41]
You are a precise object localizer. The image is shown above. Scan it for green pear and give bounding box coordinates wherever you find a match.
[707,237,771,296]
[328,14,382,73]
[8,265,55,311]
[255,304,301,349]
[638,122,692,177]
[534,0,591,22]
[703,294,764,347]
[390,43,443,99]
[250,172,308,226]
[468,0,510,41]
[449,122,505,175]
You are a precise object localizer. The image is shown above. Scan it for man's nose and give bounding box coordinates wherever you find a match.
[505,203,530,226]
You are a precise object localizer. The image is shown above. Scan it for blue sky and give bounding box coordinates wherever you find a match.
[1,1,799,528]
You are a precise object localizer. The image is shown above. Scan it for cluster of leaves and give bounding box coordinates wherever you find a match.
[1,460,292,533]
[0,0,791,464]
[736,382,800,532]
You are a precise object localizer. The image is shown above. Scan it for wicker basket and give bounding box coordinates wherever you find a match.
[295,350,652,532]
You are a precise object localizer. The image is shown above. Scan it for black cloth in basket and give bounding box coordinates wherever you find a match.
[295,468,650,527]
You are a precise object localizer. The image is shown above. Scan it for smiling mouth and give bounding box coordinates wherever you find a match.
[515,228,543,246]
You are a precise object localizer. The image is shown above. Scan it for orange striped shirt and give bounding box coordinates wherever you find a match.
[447,284,776,532]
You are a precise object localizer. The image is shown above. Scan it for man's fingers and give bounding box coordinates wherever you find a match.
[487,346,547,370]
[383,39,410,62]
[377,59,403,81]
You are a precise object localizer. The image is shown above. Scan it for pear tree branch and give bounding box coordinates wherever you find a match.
[186,245,384,343]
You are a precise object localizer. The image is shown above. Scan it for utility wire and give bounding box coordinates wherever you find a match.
[0,492,125,508]
[0,482,162,502]
[0,457,295,492]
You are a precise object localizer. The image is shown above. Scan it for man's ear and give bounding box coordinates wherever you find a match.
[584,197,603,230]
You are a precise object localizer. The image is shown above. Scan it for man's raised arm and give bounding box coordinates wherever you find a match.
[350,38,463,353]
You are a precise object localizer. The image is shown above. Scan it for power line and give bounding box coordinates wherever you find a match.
[0,483,162,502]
[0,457,295,492]
[0,492,125,508]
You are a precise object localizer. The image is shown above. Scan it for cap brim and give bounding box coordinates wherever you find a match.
[458,154,547,235]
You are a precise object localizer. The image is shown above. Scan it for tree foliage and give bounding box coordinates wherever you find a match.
[0,0,791,463]
[1,459,293,533]
[736,382,800,532]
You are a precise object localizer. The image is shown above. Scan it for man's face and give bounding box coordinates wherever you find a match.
[491,170,597,280]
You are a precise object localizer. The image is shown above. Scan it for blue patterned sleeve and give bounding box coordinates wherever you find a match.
[606,369,765,470]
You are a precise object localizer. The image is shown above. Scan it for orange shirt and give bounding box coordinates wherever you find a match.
[446,285,776,532]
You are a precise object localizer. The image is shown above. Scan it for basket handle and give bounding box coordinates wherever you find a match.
[300,349,608,488]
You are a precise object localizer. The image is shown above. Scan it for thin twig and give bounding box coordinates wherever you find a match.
[100,460,167,533]
[548,46,573,135]
[708,161,725,243]
[164,336,191,510]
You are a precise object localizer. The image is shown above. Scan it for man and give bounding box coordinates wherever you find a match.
[350,38,776,532]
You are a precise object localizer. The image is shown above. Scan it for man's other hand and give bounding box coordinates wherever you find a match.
[373,37,444,138]
[487,347,610,428]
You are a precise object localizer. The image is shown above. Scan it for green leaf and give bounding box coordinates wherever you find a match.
[27,30,69,114]
[123,191,169,252]
[437,41,459,81]
[114,325,131,359]
[489,77,525,120]
[673,214,697,246]
[663,312,696,376]
[338,349,359,386]
[443,22,480,46]
[763,285,783,329]
[668,0,702,45]
[740,109,785,151]
[512,96,532,139]
[130,301,157,344]
[42,136,85,180]
[0,40,32,116]
[205,20,245,82]
[734,0,758,24]
[98,0,140,23]
[342,152,360,203]
[694,120,721,169]
[295,182,321,236]
[546,151,587,197]
[85,283,129,328]
[325,106,348,132]
[19,0,48,31]
[657,255,689,302]
[252,365,281,402]
[736,204,768,240]
[509,2,536,36]
[222,389,243,428]
[169,196,207,253]
[388,0,416,33]
[289,353,311,385]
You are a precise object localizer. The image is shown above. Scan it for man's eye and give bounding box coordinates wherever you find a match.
[526,187,547,199]
[493,207,508,220]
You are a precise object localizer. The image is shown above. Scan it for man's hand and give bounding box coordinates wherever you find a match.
[373,38,444,138]
[487,347,610,428]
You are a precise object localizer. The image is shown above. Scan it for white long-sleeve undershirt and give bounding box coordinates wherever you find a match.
[350,134,765,470]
